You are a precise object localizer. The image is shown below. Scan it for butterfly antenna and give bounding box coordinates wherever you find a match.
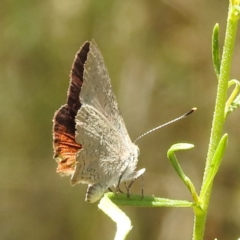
[134,107,197,143]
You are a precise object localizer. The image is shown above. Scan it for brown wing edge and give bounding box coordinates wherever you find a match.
[52,41,90,175]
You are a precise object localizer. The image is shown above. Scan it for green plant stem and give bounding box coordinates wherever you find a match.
[192,4,239,240]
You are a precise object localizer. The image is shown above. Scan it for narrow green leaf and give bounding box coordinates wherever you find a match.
[200,134,228,199]
[212,23,221,79]
[168,143,194,153]
[104,192,196,208]
[167,143,199,204]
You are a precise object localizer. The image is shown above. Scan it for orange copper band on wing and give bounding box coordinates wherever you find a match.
[52,42,90,176]
[53,106,82,175]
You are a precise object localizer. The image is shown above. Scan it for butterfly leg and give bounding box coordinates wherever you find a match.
[141,174,144,199]
[124,179,136,198]
[124,182,130,198]
[125,168,146,198]
[116,173,123,194]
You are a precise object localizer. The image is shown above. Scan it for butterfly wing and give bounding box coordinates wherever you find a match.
[72,105,129,184]
[52,42,90,175]
[71,41,141,202]
[79,40,131,141]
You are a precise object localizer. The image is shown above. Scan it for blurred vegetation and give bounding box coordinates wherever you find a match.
[1,0,240,239]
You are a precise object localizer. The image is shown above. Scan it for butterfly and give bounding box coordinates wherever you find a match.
[53,40,145,203]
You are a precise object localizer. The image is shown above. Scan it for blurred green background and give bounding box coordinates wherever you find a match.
[1,0,240,239]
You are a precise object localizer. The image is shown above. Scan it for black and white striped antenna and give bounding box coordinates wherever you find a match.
[134,107,197,143]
